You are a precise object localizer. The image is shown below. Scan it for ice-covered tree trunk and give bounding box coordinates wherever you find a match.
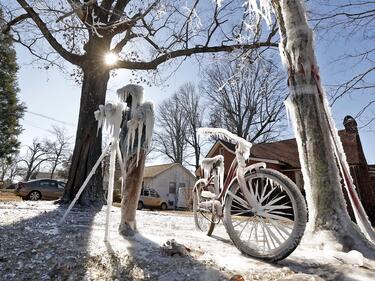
[119,151,146,236]
[270,0,375,257]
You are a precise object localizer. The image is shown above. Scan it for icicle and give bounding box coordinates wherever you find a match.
[127,119,138,152]
[94,102,123,137]
[141,102,155,150]
[219,159,224,191]
[94,104,105,136]
[201,155,224,180]
[136,119,143,166]
[126,128,130,159]
[125,102,155,166]
[247,0,273,27]
[117,84,144,117]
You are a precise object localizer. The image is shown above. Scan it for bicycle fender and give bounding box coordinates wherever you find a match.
[223,163,266,203]
[245,162,266,175]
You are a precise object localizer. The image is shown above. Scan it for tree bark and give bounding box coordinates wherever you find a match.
[119,150,146,236]
[61,65,109,206]
[271,0,375,257]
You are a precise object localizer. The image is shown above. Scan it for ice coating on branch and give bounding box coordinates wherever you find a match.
[214,0,224,8]
[284,97,315,229]
[246,0,273,26]
[321,96,375,243]
[198,127,252,160]
[277,0,315,84]
[117,84,144,117]
[125,101,154,166]
[94,102,124,137]
[201,155,224,190]
[214,1,273,26]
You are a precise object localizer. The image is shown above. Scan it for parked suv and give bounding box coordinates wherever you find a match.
[15,179,65,201]
[138,188,168,210]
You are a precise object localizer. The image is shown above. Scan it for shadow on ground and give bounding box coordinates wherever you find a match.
[0,202,230,281]
[278,256,375,281]
[0,201,101,281]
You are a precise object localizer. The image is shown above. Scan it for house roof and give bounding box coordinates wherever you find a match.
[216,129,364,168]
[143,163,176,178]
[144,163,196,179]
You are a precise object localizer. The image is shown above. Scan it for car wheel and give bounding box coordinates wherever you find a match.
[160,203,167,210]
[137,201,143,210]
[28,191,41,201]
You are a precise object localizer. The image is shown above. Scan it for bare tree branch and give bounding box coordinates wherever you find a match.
[114,42,277,70]
[16,0,83,66]
[1,13,30,33]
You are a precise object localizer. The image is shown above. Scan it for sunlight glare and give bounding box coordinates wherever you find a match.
[104,53,118,65]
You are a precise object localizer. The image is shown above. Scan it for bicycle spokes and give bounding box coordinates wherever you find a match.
[226,175,297,255]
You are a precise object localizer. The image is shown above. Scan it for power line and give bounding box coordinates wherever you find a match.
[22,121,52,133]
[26,110,75,127]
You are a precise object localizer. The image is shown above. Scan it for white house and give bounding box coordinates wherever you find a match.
[142,163,196,209]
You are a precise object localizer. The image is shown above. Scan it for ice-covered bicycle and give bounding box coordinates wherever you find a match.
[193,128,307,262]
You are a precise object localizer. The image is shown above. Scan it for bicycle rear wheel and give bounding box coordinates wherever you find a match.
[223,168,307,262]
[193,180,216,236]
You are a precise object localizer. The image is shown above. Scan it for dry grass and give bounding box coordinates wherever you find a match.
[0,190,21,201]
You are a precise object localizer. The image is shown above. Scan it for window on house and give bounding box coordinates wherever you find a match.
[179,183,186,188]
[169,182,176,194]
[219,147,224,155]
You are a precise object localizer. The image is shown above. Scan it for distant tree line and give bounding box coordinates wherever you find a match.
[0,126,72,186]
[153,53,287,169]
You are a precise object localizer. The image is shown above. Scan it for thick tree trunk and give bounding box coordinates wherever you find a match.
[61,66,109,205]
[271,0,375,257]
[119,150,146,236]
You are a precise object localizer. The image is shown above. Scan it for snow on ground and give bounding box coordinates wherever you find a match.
[0,201,374,281]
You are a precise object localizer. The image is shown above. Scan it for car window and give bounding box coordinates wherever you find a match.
[39,181,50,187]
[49,181,58,188]
[58,182,65,189]
[143,190,149,196]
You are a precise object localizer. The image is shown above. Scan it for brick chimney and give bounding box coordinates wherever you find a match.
[343,115,358,134]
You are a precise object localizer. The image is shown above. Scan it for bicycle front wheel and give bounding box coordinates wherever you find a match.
[193,180,216,236]
[223,168,307,262]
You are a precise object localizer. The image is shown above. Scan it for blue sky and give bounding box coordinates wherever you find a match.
[15,7,375,164]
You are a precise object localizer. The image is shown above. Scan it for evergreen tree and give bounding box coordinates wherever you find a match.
[0,9,25,162]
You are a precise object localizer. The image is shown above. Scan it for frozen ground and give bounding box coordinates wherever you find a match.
[0,201,374,281]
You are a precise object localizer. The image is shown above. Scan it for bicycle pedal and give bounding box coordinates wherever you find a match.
[201,191,216,199]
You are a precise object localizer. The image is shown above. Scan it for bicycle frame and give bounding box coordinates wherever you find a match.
[209,157,238,202]
[203,155,267,210]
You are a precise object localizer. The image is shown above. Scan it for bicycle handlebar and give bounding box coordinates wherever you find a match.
[198,127,252,148]
[197,127,252,161]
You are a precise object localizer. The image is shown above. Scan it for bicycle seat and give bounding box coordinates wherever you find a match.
[201,155,224,178]
[202,155,224,168]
